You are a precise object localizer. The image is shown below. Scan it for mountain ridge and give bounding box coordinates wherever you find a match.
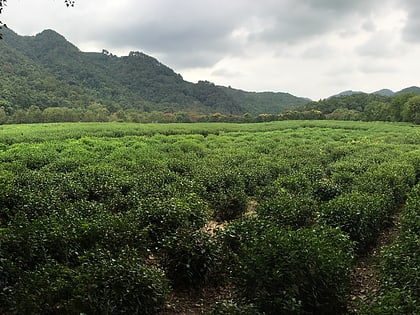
[0,28,310,115]
[330,86,420,98]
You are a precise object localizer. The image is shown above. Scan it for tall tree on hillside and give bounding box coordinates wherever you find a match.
[402,95,420,124]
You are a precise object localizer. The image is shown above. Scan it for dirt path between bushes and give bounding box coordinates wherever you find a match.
[347,212,402,313]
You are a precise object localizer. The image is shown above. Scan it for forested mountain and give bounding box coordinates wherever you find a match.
[0,28,309,117]
[331,86,420,98]
[299,91,420,123]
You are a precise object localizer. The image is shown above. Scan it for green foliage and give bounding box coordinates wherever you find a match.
[135,194,210,248]
[198,167,248,221]
[160,230,226,288]
[300,91,420,124]
[257,191,316,228]
[208,300,263,315]
[402,95,420,123]
[320,192,391,252]
[353,162,416,205]
[231,221,354,315]
[5,260,76,314]
[356,184,420,314]
[379,231,419,296]
[360,288,420,315]
[73,248,169,315]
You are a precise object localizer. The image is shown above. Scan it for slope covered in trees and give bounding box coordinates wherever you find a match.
[0,28,309,118]
[299,91,420,124]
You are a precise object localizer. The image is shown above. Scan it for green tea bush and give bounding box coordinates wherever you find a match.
[232,222,354,315]
[379,231,419,297]
[135,193,210,248]
[241,158,291,196]
[198,167,248,221]
[160,230,225,288]
[319,191,390,252]
[256,191,316,228]
[208,300,263,315]
[353,162,416,205]
[1,209,149,271]
[4,260,75,314]
[402,149,420,181]
[360,288,420,315]
[74,248,169,315]
[328,159,370,193]
[399,183,420,234]
[274,172,312,196]
[312,178,342,201]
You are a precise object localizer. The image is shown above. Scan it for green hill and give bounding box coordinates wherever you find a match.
[0,28,309,116]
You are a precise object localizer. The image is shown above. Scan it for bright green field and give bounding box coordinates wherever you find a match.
[0,120,419,314]
[0,120,418,144]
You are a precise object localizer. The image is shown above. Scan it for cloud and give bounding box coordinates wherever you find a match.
[357,31,406,58]
[401,0,420,42]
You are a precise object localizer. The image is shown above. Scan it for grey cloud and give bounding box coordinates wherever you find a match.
[300,43,335,59]
[402,0,420,42]
[357,31,405,58]
[358,61,397,74]
[91,0,390,69]
[98,1,248,67]
[240,0,385,45]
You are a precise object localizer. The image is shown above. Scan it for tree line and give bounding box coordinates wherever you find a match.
[0,92,418,124]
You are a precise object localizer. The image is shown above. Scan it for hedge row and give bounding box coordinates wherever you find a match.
[361,183,420,314]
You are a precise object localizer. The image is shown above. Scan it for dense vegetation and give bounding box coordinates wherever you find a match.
[0,120,418,314]
[299,92,420,124]
[0,28,308,118]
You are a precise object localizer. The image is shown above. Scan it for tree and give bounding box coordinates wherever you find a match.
[402,95,420,124]
[364,101,391,121]
[389,93,414,122]
[0,0,6,37]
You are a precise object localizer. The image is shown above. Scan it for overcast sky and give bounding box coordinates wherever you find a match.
[3,0,420,100]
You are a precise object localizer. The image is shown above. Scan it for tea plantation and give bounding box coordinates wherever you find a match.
[0,121,419,314]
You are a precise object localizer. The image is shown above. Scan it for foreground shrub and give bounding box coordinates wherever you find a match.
[198,167,248,221]
[160,230,225,288]
[208,300,263,315]
[257,191,316,228]
[353,162,416,205]
[379,231,420,299]
[74,248,169,315]
[319,192,390,252]
[4,260,75,314]
[361,288,420,315]
[231,221,354,314]
[135,193,210,248]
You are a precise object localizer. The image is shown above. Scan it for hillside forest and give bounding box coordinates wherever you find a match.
[0,28,419,124]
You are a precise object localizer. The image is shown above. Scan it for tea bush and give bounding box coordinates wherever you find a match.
[73,248,170,315]
[229,220,354,314]
[4,260,75,314]
[197,166,248,221]
[353,162,416,205]
[208,300,263,315]
[160,229,226,288]
[256,191,316,228]
[319,192,390,252]
[134,193,210,248]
